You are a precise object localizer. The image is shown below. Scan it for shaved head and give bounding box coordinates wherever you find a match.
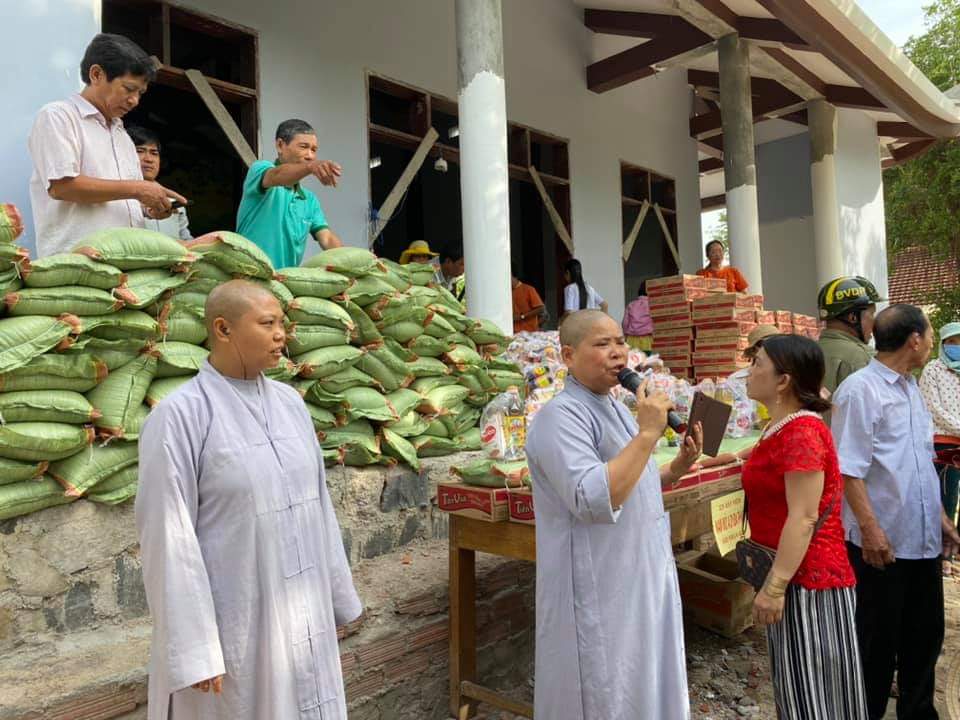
[559,310,615,347]
[204,279,278,334]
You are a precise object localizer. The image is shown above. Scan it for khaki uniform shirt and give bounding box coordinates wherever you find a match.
[819,328,874,395]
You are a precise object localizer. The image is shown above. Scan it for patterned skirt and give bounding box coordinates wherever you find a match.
[766,585,869,720]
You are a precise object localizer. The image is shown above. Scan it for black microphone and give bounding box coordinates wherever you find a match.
[617,367,687,434]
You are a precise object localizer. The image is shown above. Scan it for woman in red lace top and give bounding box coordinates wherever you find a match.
[743,334,867,719]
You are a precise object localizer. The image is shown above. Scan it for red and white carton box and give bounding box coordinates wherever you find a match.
[693,348,745,365]
[694,361,750,377]
[775,323,795,335]
[671,368,696,381]
[653,336,694,352]
[653,326,695,340]
[695,336,749,352]
[792,313,818,330]
[744,294,764,310]
[660,349,693,366]
[649,289,710,309]
[696,321,757,339]
[693,307,756,325]
[775,310,793,325]
[650,299,693,319]
[692,293,755,311]
[508,487,535,525]
[437,482,509,522]
[754,310,775,325]
[652,315,695,331]
[703,277,728,293]
[647,274,708,297]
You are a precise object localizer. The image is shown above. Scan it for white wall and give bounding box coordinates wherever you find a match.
[0,0,705,322]
[0,0,101,257]
[835,108,889,300]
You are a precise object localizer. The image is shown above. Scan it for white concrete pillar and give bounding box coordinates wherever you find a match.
[808,100,843,286]
[455,0,512,333]
[718,33,763,294]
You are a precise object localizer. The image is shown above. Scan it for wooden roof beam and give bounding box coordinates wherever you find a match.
[587,28,712,93]
[702,193,726,210]
[884,139,937,168]
[877,122,933,140]
[824,85,886,110]
[699,157,724,174]
[690,92,804,138]
[583,9,696,38]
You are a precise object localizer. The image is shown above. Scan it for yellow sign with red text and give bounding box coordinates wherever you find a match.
[710,490,746,557]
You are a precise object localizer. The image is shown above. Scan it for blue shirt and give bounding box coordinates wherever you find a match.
[236,160,328,269]
[832,358,942,559]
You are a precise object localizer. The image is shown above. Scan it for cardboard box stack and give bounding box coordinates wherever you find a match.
[648,275,725,380]
[792,313,820,340]
[691,293,757,382]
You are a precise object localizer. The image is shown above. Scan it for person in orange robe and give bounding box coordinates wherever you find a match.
[697,239,748,293]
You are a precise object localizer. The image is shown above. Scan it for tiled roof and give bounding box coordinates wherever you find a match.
[888,245,959,306]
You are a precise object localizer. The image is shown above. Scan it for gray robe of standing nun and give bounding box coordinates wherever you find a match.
[525,377,689,720]
[135,361,362,720]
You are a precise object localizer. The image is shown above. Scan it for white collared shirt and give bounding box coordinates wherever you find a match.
[832,358,942,559]
[28,93,144,257]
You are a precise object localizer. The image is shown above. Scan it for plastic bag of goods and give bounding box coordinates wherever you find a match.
[715,375,754,438]
[479,386,526,460]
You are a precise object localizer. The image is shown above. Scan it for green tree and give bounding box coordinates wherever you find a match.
[884,0,960,320]
[709,211,728,250]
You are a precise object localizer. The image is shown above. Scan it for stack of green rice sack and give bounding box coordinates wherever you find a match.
[0,216,522,521]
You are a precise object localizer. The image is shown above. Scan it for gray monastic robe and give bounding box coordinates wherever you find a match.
[135,361,362,720]
[525,377,688,719]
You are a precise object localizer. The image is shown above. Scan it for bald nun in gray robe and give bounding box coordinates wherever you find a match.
[135,360,361,719]
[526,317,690,719]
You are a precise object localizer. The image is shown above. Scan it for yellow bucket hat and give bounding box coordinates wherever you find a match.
[399,240,439,265]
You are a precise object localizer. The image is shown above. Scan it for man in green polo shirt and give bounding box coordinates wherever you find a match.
[236,119,343,268]
[817,275,883,396]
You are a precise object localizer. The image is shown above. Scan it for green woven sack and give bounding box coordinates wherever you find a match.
[263,357,300,383]
[383,410,431,438]
[317,367,381,394]
[488,369,526,393]
[5,286,123,316]
[355,352,406,392]
[429,303,475,332]
[184,231,274,279]
[368,267,411,293]
[49,440,138,496]
[158,291,208,320]
[485,358,522,373]
[295,346,364,379]
[5,352,108,381]
[457,426,483,451]
[381,320,424,344]
[0,267,22,297]
[423,313,456,340]
[455,406,483,435]
[86,354,157,436]
[305,383,349,412]
[86,465,138,505]
[286,324,351,355]
[342,387,399,422]
[385,388,421,418]
[383,337,417,362]
[341,299,383,347]
[164,310,207,345]
[190,260,233,283]
[156,342,208,378]
[306,403,339,432]
[452,458,529,488]
[0,458,48,485]
[23,253,125,290]
[287,297,355,332]
[0,203,24,245]
[434,285,466,313]
[0,423,94,462]
[444,344,484,371]
[82,347,140,371]
[420,385,470,415]
[73,228,195,270]
[323,444,383,467]
[407,335,453,358]
[318,419,378,453]
[0,391,98,424]
[381,427,420,471]
[304,247,381,277]
[410,434,459,457]
[367,346,413,382]
[407,357,451,378]
[83,310,161,341]
[344,275,395,306]
[410,376,459,394]
[423,417,449,438]
[0,315,76,374]
[457,373,486,401]
[145,376,193,407]
[0,373,100,393]
[278,266,352,298]
[0,477,76,521]
[250,278,294,311]
[467,318,511,346]
[448,331,479,351]
[375,306,430,330]
[122,403,150,439]
[407,264,436,287]
[118,269,188,308]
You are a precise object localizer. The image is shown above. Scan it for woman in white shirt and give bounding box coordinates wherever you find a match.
[562,259,607,319]
[919,320,960,573]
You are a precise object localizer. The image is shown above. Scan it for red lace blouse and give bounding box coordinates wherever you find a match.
[741,415,856,590]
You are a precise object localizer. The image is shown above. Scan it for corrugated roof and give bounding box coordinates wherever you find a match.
[888,245,959,305]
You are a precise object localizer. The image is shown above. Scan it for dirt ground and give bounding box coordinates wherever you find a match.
[476,573,960,720]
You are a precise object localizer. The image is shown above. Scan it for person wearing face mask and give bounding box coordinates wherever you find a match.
[136,280,361,720]
[27,33,187,257]
[920,321,960,575]
[524,309,703,720]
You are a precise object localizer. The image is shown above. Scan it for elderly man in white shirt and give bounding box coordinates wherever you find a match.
[832,303,960,720]
[28,33,186,256]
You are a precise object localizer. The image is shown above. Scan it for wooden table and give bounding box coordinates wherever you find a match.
[449,514,535,719]
[447,459,748,718]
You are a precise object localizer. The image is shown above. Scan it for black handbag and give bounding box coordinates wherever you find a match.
[735,491,839,592]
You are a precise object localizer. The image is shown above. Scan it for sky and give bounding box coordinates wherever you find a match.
[700,1,930,247]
